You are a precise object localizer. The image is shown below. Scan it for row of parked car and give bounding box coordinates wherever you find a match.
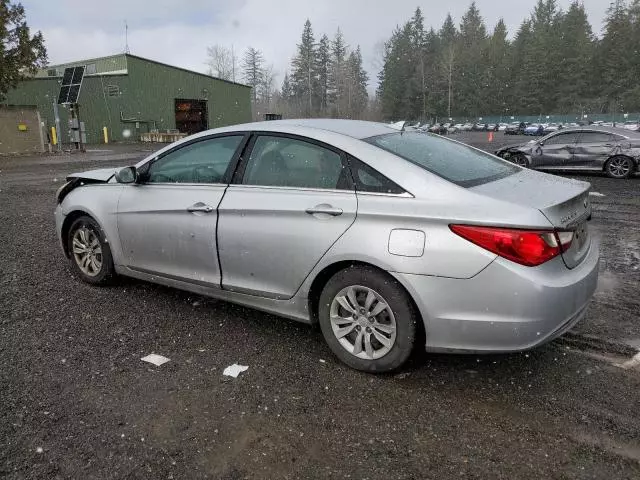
[403,120,640,136]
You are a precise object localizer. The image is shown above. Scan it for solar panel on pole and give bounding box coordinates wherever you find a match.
[57,66,86,104]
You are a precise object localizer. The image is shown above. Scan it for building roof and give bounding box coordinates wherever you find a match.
[33,53,250,88]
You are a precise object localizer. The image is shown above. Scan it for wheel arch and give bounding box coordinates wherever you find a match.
[306,260,426,343]
[60,210,106,258]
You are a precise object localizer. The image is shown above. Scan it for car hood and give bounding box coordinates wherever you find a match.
[498,141,536,152]
[66,167,120,182]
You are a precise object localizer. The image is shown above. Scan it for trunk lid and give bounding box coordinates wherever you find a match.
[470,168,592,269]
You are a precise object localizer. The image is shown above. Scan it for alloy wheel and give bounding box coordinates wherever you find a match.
[329,285,397,360]
[72,226,103,277]
[607,157,631,178]
[512,154,529,167]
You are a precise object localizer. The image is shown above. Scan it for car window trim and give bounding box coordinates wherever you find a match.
[346,153,411,196]
[138,132,251,185]
[575,131,613,144]
[545,132,579,145]
[231,131,355,192]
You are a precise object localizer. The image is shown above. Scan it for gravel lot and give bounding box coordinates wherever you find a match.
[1,134,639,479]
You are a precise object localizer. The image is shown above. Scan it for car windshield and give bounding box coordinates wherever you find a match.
[365,132,519,187]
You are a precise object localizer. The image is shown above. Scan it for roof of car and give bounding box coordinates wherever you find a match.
[231,119,398,139]
[554,126,640,137]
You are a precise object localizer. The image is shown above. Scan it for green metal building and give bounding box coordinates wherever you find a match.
[4,54,251,143]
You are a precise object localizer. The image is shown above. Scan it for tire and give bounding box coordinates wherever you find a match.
[510,153,529,168]
[67,215,115,285]
[318,266,418,373]
[605,156,634,179]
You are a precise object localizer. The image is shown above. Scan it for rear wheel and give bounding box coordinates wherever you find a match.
[318,266,418,373]
[605,156,634,179]
[67,215,115,285]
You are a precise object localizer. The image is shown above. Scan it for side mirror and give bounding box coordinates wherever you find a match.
[115,166,137,184]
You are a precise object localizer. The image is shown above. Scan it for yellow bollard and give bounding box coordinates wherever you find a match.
[51,126,57,145]
[103,126,109,144]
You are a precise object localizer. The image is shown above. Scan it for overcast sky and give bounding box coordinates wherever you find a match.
[22,0,609,89]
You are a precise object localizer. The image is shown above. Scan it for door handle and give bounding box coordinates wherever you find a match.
[305,204,343,216]
[187,202,214,213]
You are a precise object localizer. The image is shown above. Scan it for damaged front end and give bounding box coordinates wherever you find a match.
[56,168,119,204]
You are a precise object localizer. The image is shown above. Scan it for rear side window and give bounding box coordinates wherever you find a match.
[365,132,518,187]
[577,132,612,144]
[348,156,405,194]
[242,135,352,190]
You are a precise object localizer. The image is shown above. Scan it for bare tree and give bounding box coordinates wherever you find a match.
[205,45,237,81]
[260,64,275,105]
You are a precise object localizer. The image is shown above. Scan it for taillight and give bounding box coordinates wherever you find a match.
[450,225,574,267]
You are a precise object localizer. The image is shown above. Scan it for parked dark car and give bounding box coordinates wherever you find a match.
[428,123,448,135]
[505,122,528,135]
[495,127,640,179]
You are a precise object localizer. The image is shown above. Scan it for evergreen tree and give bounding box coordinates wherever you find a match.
[345,46,369,118]
[599,0,635,111]
[482,19,510,119]
[329,28,348,116]
[317,34,331,114]
[242,47,264,106]
[554,2,595,113]
[0,0,47,100]
[456,2,488,117]
[291,19,318,116]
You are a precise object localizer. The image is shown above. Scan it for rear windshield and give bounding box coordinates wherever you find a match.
[365,132,518,187]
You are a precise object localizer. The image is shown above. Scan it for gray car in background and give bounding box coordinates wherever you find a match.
[496,127,640,178]
[55,120,599,372]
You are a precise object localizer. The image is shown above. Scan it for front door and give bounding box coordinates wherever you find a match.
[531,131,581,168]
[218,133,357,299]
[571,131,615,168]
[117,135,245,285]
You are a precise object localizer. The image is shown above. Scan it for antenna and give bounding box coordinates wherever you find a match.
[125,21,130,54]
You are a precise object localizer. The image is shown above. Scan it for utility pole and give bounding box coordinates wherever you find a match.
[448,61,453,118]
[308,47,312,117]
[124,21,130,54]
[231,45,236,82]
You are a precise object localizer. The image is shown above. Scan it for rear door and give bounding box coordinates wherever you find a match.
[531,131,580,168]
[570,131,616,168]
[217,133,357,299]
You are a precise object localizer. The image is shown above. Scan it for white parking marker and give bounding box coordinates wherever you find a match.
[141,354,170,366]
[589,192,606,197]
[223,363,248,378]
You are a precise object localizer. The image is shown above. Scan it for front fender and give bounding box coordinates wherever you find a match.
[59,184,125,264]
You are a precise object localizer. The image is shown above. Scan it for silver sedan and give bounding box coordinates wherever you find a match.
[55,120,599,372]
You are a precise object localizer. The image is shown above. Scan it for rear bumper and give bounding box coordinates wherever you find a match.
[392,237,599,353]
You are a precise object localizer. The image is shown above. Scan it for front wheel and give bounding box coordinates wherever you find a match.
[510,153,529,168]
[605,156,634,179]
[318,266,418,373]
[67,215,115,285]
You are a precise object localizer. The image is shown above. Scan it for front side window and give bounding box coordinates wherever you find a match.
[242,135,351,190]
[365,132,518,187]
[543,132,581,145]
[145,136,243,184]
